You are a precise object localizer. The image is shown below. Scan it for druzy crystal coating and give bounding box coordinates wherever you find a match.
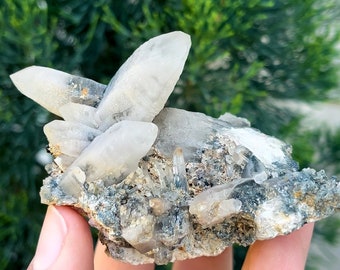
[10,31,340,265]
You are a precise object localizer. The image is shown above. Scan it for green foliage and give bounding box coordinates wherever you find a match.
[279,116,317,169]
[0,0,55,268]
[315,215,340,245]
[0,0,339,269]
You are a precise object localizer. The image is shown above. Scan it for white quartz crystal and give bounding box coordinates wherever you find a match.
[95,31,191,130]
[10,66,106,116]
[227,127,289,167]
[59,103,98,128]
[44,120,101,150]
[189,180,246,226]
[61,120,158,196]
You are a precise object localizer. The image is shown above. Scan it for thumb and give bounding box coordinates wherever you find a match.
[28,205,94,270]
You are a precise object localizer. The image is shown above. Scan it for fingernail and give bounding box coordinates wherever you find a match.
[31,206,67,270]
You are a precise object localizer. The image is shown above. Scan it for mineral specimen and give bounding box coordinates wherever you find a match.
[10,31,340,265]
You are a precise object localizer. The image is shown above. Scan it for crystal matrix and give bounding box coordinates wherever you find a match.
[10,31,340,265]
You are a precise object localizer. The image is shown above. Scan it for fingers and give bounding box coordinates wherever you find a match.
[28,206,94,270]
[242,223,314,270]
[94,241,154,270]
[172,247,233,270]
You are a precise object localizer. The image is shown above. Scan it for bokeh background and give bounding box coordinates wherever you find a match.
[1,1,339,269]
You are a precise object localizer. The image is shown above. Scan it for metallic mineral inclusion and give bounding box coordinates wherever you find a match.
[10,31,340,265]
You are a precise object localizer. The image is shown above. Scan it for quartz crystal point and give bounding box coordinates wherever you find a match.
[10,31,340,265]
[10,66,106,116]
[60,121,158,197]
[95,31,191,131]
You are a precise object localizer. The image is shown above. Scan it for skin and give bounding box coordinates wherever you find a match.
[28,206,314,270]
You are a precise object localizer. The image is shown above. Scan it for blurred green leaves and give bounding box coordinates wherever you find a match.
[0,1,54,268]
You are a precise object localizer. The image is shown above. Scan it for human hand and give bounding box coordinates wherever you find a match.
[28,205,314,270]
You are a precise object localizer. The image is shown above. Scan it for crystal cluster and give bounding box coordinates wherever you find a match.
[10,31,340,265]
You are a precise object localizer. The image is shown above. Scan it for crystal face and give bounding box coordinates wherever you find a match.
[10,31,340,265]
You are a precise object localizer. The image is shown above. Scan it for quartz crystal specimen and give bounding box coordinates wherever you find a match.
[10,31,340,265]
